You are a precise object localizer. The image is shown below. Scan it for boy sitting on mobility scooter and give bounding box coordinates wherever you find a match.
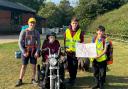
[37,32,66,89]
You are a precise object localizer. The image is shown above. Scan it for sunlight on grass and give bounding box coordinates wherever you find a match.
[0,36,128,89]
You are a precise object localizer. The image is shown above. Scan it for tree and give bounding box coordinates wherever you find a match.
[58,0,74,26]
[38,2,60,28]
[38,0,74,28]
[74,0,128,29]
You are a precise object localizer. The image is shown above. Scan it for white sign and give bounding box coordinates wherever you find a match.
[76,43,97,58]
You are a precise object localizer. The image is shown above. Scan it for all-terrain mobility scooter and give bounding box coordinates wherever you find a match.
[37,47,66,89]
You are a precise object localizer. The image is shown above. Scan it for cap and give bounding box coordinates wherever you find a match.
[46,32,56,39]
[28,17,36,23]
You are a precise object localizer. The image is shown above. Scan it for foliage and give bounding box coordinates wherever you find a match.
[88,3,128,35]
[74,0,128,29]
[38,0,74,28]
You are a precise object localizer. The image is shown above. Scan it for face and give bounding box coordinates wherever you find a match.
[71,21,78,31]
[97,29,105,37]
[28,22,36,30]
[48,36,55,43]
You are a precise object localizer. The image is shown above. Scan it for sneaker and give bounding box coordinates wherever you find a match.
[67,79,75,86]
[15,79,23,87]
[99,83,104,89]
[31,79,38,84]
[103,79,106,83]
[92,84,99,89]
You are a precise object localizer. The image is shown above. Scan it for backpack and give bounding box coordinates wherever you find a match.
[94,36,113,65]
[21,25,29,31]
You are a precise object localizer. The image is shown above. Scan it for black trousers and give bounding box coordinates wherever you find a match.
[92,60,107,85]
[67,54,78,80]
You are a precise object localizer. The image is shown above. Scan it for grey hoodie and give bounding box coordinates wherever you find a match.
[18,29,40,54]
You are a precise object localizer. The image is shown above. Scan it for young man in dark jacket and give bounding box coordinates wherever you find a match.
[64,17,84,85]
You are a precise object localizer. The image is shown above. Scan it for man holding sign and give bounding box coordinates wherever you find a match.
[64,17,84,86]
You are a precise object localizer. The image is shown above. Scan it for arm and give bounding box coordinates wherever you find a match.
[41,40,48,62]
[18,30,25,54]
[80,31,85,43]
[64,32,66,52]
[96,45,108,58]
[36,31,41,53]
[55,40,60,54]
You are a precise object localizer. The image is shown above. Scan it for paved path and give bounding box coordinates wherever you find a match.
[0,34,63,44]
[0,35,19,44]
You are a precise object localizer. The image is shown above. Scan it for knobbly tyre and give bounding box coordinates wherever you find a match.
[37,47,66,89]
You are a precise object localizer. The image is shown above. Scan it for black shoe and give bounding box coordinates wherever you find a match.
[103,79,106,83]
[67,79,75,86]
[92,84,99,89]
[15,79,23,87]
[99,86,104,89]
[31,79,38,84]
[99,83,104,89]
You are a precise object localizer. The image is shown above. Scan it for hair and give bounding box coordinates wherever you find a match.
[46,32,56,40]
[71,16,79,22]
[97,25,105,32]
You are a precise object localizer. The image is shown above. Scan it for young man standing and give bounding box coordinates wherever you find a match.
[92,25,109,89]
[16,17,40,86]
[64,17,84,86]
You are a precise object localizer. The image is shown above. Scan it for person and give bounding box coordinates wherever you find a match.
[41,32,65,86]
[91,25,109,89]
[15,17,41,87]
[64,17,84,85]
[42,32,60,63]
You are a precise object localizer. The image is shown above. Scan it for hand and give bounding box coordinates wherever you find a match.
[95,55,101,59]
[77,57,81,60]
[34,52,39,59]
[60,55,66,62]
[23,52,29,57]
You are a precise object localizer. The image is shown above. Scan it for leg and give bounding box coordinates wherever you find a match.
[60,63,65,81]
[67,55,74,80]
[84,58,90,71]
[72,58,78,80]
[44,63,50,79]
[30,54,37,84]
[103,62,107,83]
[16,55,29,87]
[31,64,36,80]
[19,65,27,79]
[99,61,107,88]
[92,60,100,89]
[67,55,78,85]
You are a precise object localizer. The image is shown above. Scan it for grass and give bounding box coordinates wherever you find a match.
[88,3,128,35]
[0,36,128,89]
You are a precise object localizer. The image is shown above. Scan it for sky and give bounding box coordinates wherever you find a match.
[46,0,79,7]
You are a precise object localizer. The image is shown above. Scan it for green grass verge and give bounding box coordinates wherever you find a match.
[88,3,128,35]
[0,37,128,89]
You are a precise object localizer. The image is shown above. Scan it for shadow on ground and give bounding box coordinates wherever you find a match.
[66,75,128,89]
